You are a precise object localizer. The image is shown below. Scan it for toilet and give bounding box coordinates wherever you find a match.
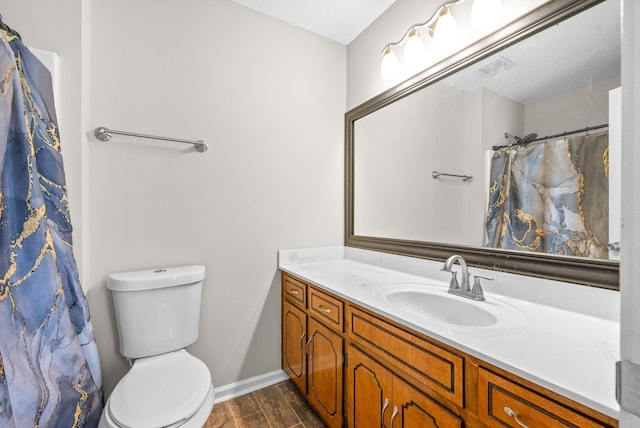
[99,265,215,428]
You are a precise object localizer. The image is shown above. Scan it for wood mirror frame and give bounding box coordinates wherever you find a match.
[345,0,619,290]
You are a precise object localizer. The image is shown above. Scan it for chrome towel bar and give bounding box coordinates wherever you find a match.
[432,170,473,182]
[94,127,208,153]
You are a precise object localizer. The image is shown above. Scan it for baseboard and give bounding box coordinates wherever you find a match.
[213,369,289,403]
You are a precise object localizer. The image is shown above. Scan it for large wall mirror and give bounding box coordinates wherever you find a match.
[345,0,620,289]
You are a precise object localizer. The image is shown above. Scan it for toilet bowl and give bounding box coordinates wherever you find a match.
[100,266,214,428]
[99,350,214,428]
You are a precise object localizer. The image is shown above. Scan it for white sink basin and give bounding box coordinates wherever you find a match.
[378,284,526,328]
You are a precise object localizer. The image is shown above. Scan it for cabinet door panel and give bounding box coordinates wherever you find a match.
[282,300,307,393]
[346,345,394,428]
[308,317,343,428]
[392,375,463,428]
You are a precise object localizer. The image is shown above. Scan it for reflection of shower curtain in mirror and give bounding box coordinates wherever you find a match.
[485,131,609,258]
[0,32,103,426]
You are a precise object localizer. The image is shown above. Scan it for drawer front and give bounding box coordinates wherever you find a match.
[347,306,464,408]
[282,273,306,308]
[478,368,615,428]
[309,287,344,331]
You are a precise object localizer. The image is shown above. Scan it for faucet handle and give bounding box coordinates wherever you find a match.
[471,274,493,300]
[441,269,460,290]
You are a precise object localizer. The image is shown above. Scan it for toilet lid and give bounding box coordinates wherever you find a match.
[109,350,211,428]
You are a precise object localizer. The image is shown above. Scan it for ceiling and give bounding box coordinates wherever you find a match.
[230,0,397,45]
[446,0,620,104]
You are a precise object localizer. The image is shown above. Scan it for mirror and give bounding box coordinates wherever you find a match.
[346,0,620,289]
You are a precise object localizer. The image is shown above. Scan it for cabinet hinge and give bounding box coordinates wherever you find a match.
[343,415,347,428]
[617,360,640,417]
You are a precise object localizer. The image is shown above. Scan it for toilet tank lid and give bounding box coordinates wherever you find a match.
[107,265,205,291]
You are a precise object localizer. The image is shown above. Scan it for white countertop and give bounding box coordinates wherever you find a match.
[279,246,620,419]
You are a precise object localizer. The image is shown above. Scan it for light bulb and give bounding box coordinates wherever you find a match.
[403,28,426,72]
[433,7,459,51]
[471,0,502,28]
[380,46,401,80]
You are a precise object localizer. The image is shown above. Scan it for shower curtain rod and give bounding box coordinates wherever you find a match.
[493,123,609,150]
[94,127,208,153]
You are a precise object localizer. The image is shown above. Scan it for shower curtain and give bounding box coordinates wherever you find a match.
[0,31,103,426]
[485,131,609,258]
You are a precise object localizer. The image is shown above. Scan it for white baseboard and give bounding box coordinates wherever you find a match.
[213,369,289,403]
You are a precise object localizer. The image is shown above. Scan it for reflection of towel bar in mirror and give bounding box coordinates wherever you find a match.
[432,171,473,182]
[94,127,208,153]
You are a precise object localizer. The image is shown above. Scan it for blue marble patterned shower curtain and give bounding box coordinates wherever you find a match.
[485,132,609,258]
[0,31,103,426]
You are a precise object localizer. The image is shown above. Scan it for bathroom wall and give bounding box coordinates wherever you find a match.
[1,0,345,396]
[525,76,620,136]
[87,0,345,394]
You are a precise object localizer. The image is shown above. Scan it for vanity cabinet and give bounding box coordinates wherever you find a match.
[346,345,462,428]
[281,272,618,428]
[281,273,343,428]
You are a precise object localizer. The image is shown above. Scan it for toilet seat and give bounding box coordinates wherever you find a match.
[108,350,211,428]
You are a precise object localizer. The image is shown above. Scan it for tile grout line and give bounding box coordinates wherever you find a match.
[277,382,309,428]
[227,401,240,428]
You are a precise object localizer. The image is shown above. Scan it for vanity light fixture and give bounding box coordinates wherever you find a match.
[432,7,459,50]
[404,28,427,71]
[380,0,502,80]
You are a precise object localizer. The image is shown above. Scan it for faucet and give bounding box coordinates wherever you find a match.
[441,255,491,301]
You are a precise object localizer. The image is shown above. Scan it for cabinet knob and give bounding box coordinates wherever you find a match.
[389,405,398,427]
[381,398,389,424]
[317,305,332,314]
[305,338,313,355]
[504,407,529,428]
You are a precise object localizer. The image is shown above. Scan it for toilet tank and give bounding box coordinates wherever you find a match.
[107,265,205,359]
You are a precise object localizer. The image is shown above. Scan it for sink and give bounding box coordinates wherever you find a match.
[378,284,526,328]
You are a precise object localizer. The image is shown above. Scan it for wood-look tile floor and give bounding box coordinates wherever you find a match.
[204,380,327,428]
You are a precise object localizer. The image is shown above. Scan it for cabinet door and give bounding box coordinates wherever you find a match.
[391,376,463,428]
[346,345,393,428]
[307,317,343,428]
[282,300,307,393]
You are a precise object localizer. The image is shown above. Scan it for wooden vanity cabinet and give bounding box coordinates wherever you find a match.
[281,273,343,428]
[346,345,463,428]
[281,272,618,428]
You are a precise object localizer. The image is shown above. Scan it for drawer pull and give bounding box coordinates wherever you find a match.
[504,407,529,428]
[389,405,399,427]
[287,289,300,295]
[381,397,389,423]
[317,305,332,314]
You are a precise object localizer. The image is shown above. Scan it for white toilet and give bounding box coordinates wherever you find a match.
[99,265,215,428]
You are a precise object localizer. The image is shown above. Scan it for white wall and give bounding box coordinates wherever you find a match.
[87,0,345,394]
[1,0,345,397]
[525,77,621,136]
[620,0,640,425]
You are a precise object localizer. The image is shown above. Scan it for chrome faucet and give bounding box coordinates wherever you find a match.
[441,255,491,301]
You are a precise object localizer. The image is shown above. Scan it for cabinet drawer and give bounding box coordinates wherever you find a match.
[309,287,343,331]
[478,368,615,428]
[282,273,306,307]
[348,306,464,408]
